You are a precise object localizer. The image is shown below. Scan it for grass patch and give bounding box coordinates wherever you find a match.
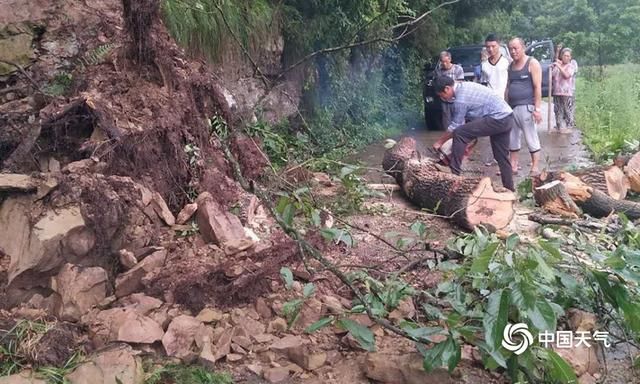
[0,319,82,382]
[144,363,233,384]
[161,0,274,62]
[576,64,640,162]
[1,319,53,376]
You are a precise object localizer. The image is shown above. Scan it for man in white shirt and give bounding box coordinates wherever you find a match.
[482,34,510,100]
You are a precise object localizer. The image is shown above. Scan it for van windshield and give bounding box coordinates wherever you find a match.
[450,48,480,67]
[451,46,509,67]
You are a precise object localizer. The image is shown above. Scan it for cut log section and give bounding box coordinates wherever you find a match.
[573,165,629,200]
[534,172,640,220]
[402,158,516,230]
[382,138,515,230]
[626,151,640,193]
[533,180,582,218]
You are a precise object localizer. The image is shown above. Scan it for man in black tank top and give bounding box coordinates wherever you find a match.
[506,38,543,176]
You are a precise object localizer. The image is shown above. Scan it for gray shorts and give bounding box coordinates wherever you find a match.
[509,104,541,153]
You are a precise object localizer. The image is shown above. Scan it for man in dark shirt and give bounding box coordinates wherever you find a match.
[432,76,516,191]
[506,37,543,176]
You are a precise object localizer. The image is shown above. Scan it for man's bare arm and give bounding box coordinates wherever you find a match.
[529,58,543,124]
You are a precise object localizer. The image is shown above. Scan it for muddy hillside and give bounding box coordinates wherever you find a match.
[0,0,327,381]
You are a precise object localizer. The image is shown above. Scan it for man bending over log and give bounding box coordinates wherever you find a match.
[432,75,516,191]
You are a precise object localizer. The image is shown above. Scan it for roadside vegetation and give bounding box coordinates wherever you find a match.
[274,171,640,382]
[144,363,233,384]
[576,64,640,163]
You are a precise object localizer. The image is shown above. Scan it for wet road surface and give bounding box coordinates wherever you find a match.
[354,102,593,187]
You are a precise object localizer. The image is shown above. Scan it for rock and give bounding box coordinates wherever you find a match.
[196,308,223,323]
[568,309,597,332]
[252,333,273,344]
[222,238,255,256]
[231,343,247,355]
[247,364,263,376]
[341,333,371,351]
[232,335,253,350]
[0,33,35,76]
[117,314,164,344]
[267,318,288,334]
[175,203,198,225]
[199,340,217,369]
[231,311,265,335]
[209,327,234,362]
[320,295,344,314]
[554,345,600,377]
[364,353,454,384]
[255,297,272,319]
[578,373,597,384]
[117,294,163,316]
[461,344,482,363]
[227,353,244,362]
[65,344,144,384]
[288,345,327,371]
[86,307,164,346]
[162,315,206,360]
[263,367,289,383]
[1,200,86,288]
[294,298,322,330]
[62,227,96,260]
[270,335,304,352]
[50,264,108,322]
[0,371,46,384]
[118,250,137,270]
[115,249,167,298]
[195,192,246,245]
[325,350,342,366]
[0,174,37,192]
[137,186,153,206]
[150,192,175,226]
[62,159,98,174]
[388,298,416,323]
[49,158,61,173]
[347,313,374,328]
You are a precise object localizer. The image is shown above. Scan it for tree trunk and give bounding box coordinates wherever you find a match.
[573,165,629,200]
[625,151,640,193]
[382,136,432,184]
[402,158,515,230]
[534,171,640,220]
[533,180,582,218]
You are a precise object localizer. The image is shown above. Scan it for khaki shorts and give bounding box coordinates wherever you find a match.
[509,104,541,153]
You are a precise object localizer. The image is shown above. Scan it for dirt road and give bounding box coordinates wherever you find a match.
[355,102,592,187]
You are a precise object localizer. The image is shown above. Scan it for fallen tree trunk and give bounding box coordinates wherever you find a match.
[382,137,425,184]
[573,165,629,200]
[402,158,516,229]
[534,172,640,220]
[382,138,516,230]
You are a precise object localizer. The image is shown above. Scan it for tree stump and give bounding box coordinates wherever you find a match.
[533,180,582,218]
